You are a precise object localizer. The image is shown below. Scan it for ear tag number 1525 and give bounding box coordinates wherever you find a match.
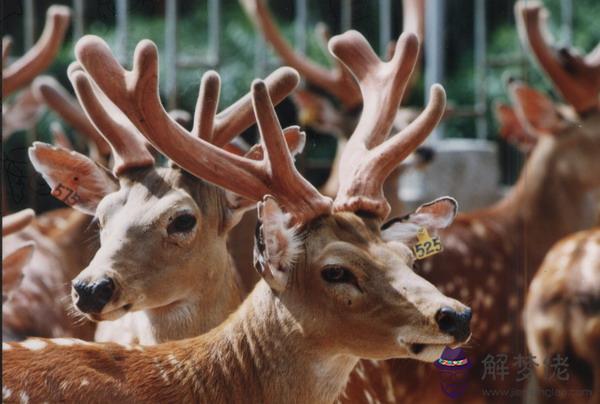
[413,227,443,260]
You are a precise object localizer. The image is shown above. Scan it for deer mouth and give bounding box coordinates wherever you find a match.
[88,303,132,322]
[408,343,447,362]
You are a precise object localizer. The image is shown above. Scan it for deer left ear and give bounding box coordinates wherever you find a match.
[253,196,301,292]
[381,197,458,244]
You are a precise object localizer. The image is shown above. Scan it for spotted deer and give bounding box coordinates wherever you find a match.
[2,75,118,342]
[240,0,430,217]
[335,3,600,401]
[27,35,304,344]
[2,29,472,403]
[524,228,599,404]
[2,209,35,302]
[2,5,71,140]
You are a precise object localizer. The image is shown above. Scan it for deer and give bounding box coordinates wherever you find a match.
[333,2,600,401]
[2,29,472,404]
[524,228,599,404]
[240,0,430,217]
[2,209,35,302]
[2,75,118,342]
[27,34,304,344]
[2,5,71,140]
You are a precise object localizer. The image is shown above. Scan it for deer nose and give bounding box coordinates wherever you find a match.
[436,306,472,342]
[72,277,115,314]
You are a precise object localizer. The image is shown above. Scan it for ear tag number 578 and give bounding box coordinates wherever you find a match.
[413,227,443,260]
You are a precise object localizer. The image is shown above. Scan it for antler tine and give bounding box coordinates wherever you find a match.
[329,31,419,150]
[32,75,111,156]
[68,63,155,175]
[330,31,444,219]
[240,0,362,109]
[250,81,332,222]
[211,66,301,147]
[515,2,600,114]
[192,71,220,141]
[3,209,35,236]
[2,6,71,98]
[76,35,330,223]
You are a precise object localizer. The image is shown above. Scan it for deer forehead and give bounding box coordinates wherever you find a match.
[98,184,197,229]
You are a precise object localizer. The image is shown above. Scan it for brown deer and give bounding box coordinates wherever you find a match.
[240,0,429,217]
[2,209,35,302]
[27,37,302,344]
[2,5,71,140]
[2,29,471,403]
[2,76,117,342]
[524,228,599,404]
[335,3,600,401]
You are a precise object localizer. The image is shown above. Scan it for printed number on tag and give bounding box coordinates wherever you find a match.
[413,227,443,260]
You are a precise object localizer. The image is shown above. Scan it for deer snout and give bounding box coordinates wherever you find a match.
[435,306,472,342]
[72,277,115,314]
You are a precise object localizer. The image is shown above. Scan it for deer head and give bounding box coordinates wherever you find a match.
[507,80,600,193]
[516,1,600,115]
[29,36,302,338]
[80,29,472,361]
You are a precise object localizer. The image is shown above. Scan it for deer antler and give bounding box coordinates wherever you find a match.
[67,63,155,175]
[3,209,35,236]
[515,2,600,114]
[240,0,362,109]
[2,6,71,98]
[74,36,330,223]
[32,76,111,157]
[330,31,446,219]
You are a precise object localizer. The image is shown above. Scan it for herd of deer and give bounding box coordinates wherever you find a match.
[1,1,598,403]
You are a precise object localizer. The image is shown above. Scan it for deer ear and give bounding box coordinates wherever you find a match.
[510,85,568,136]
[2,242,34,300]
[495,102,537,152]
[253,196,301,292]
[381,197,458,244]
[29,142,117,215]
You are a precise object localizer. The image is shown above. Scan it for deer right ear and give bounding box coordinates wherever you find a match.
[2,242,34,301]
[29,142,117,215]
[253,197,301,292]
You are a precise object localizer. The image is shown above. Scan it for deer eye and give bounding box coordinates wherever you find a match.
[321,266,354,283]
[167,213,197,235]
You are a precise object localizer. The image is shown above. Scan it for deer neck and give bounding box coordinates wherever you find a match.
[135,248,243,345]
[493,136,596,269]
[186,281,358,403]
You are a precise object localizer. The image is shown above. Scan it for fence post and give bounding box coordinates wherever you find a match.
[378,0,391,57]
[424,0,445,141]
[474,0,487,139]
[341,0,352,31]
[165,0,178,110]
[72,0,84,42]
[114,0,128,64]
[208,0,221,65]
[560,0,573,47]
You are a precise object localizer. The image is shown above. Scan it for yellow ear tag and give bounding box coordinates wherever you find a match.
[413,227,443,260]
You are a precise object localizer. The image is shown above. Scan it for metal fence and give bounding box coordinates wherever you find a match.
[17,0,575,139]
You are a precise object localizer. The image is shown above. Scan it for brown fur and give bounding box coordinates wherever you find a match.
[3,211,468,403]
[2,209,97,341]
[524,228,600,403]
[339,113,600,403]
